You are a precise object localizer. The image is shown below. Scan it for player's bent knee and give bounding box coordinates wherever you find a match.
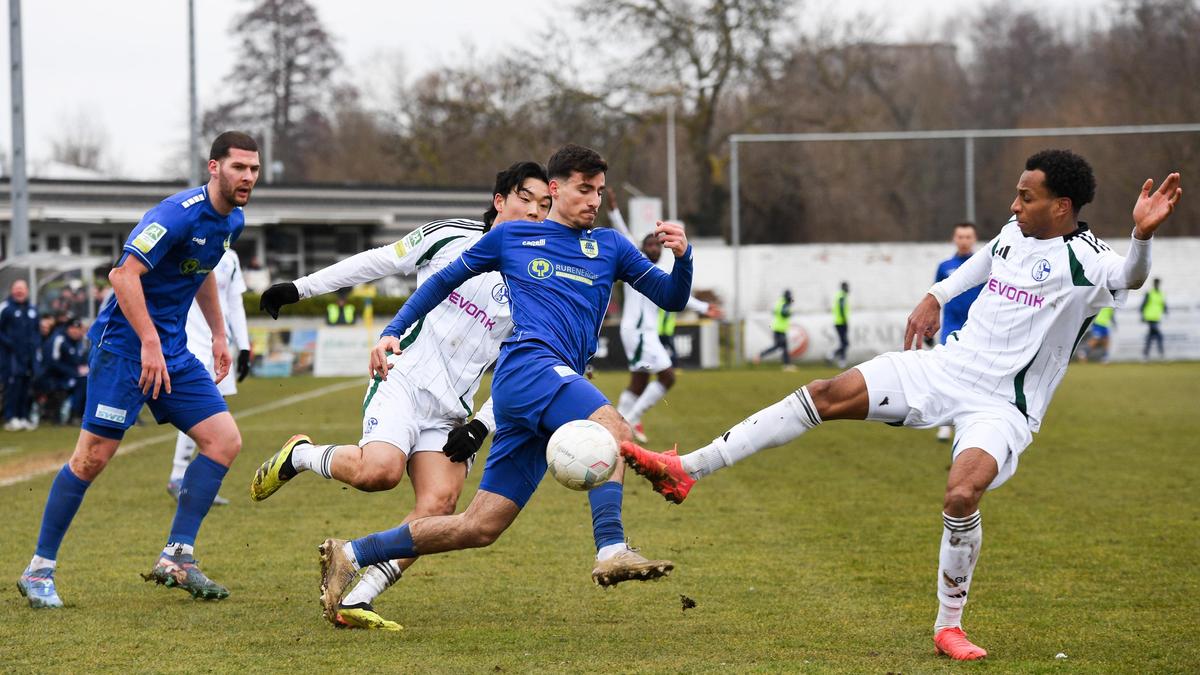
[943,484,984,516]
[414,490,460,517]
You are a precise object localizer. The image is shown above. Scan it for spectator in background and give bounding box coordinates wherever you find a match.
[1141,277,1167,360]
[1,280,42,430]
[755,289,795,371]
[35,317,88,426]
[326,290,357,325]
[828,282,850,369]
[1084,306,1115,364]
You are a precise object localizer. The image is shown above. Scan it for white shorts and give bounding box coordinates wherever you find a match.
[621,328,672,373]
[359,370,457,458]
[196,349,237,397]
[854,349,1033,490]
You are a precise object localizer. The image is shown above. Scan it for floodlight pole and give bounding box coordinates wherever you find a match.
[730,138,742,367]
[8,0,30,259]
[667,102,678,222]
[964,136,976,223]
[188,0,202,185]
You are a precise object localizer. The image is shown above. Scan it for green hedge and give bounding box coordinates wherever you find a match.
[242,292,409,319]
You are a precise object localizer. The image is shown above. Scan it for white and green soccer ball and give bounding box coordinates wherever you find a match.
[546,420,618,491]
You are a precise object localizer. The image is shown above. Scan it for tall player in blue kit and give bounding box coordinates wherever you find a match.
[315,144,695,622]
[16,132,260,608]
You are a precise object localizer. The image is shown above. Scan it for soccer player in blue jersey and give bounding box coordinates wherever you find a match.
[16,132,260,608]
[933,223,983,441]
[315,144,695,623]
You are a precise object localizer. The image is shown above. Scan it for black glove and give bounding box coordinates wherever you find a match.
[443,419,489,463]
[236,349,252,382]
[260,282,299,319]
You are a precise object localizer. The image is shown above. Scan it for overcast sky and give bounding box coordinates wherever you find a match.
[0,0,1106,180]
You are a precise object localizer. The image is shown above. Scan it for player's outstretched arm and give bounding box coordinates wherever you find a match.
[621,221,694,311]
[109,256,171,398]
[1093,173,1181,291]
[261,245,411,319]
[904,295,941,351]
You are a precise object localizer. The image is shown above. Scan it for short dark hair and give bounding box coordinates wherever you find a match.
[953,222,977,233]
[483,161,549,227]
[1025,149,1096,214]
[209,131,259,161]
[547,144,607,182]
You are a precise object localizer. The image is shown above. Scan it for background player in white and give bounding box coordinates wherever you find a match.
[606,190,720,443]
[250,161,550,630]
[166,249,252,504]
[622,150,1182,661]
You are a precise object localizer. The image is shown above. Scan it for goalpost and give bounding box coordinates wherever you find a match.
[727,123,1200,365]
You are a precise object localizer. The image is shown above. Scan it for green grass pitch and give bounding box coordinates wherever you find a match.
[0,364,1197,672]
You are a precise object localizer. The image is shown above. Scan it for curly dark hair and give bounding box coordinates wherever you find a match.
[483,161,549,228]
[547,144,607,181]
[1025,149,1096,214]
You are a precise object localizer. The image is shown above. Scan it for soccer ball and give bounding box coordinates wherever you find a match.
[546,420,618,491]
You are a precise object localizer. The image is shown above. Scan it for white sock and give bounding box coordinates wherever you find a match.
[617,390,637,420]
[29,554,56,571]
[341,541,360,569]
[170,432,196,482]
[342,561,403,606]
[292,443,337,479]
[681,386,822,480]
[628,381,667,425]
[596,542,629,561]
[163,542,195,558]
[935,511,982,633]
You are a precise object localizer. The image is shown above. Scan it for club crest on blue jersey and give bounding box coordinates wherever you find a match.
[579,238,599,259]
[1031,258,1051,282]
[528,258,553,280]
[491,283,510,304]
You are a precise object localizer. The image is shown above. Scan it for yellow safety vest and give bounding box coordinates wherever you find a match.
[1093,307,1114,328]
[772,297,790,333]
[1142,289,1165,322]
[832,291,849,326]
[327,303,356,325]
[657,309,677,337]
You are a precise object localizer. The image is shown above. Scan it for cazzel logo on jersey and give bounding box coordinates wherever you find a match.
[579,238,599,258]
[491,283,509,304]
[528,258,553,280]
[1031,258,1051,282]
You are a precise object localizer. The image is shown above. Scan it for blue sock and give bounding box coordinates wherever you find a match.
[352,524,416,567]
[588,481,625,551]
[167,454,228,547]
[35,465,92,560]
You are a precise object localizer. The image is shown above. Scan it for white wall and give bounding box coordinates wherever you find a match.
[692,236,1200,363]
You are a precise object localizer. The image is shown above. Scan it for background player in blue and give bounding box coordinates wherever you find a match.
[933,222,983,442]
[315,144,695,623]
[17,132,261,609]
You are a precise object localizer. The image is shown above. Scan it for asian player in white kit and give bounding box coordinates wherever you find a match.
[622,150,1182,660]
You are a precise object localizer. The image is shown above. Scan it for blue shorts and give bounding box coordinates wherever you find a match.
[82,348,228,440]
[1091,325,1110,339]
[478,341,609,509]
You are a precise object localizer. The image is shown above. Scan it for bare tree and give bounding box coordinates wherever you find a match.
[581,0,792,237]
[205,0,342,181]
[50,108,109,171]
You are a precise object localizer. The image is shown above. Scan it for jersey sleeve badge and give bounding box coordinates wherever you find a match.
[132,222,169,254]
[393,228,424,258]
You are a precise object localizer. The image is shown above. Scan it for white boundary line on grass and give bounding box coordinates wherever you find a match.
[0,379,363,488]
